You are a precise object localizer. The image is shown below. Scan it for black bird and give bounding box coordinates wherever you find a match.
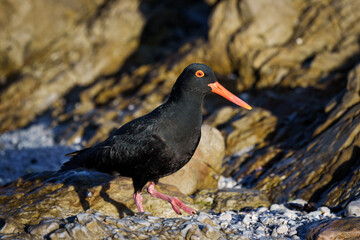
[61,63,251,215]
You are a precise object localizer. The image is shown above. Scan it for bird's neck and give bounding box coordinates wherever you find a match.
[163,90,204,140]
[167,90,204,121]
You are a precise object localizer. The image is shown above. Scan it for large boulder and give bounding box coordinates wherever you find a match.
[0,0,145,132]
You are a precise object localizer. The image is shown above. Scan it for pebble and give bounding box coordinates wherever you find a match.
[289,199,308,206]
[256,207,269,213]
[308,210,322,219]
[219,212,232,222]
[345,199,360,217]
[218,176,239,189]
[276,224,289,234]
[242,214,252,225]
[283,209,298,219]
[8,200,340,240]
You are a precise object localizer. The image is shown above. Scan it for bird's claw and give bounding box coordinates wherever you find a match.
[170,197,196,215]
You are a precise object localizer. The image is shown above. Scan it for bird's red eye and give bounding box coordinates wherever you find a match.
[195,70,205,78]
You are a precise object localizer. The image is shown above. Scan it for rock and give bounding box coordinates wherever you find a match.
[345,199,360,217]
[226,108,277,156]
[270,204,285,212]
[49,228,72,240]
[1,0,360,231]
[276,224,289,235]
[193,188,270,212]
[308,211,323,219]
[218,212,232,222]
[196,212,217,227]
[204,107,241,128]
[306,217,360,240]
[318,207,331,215]
[28,219,60,236]
[283,210,298,220]
[0,0,145,132]
[0,169,196,229]
[202,224,224,240]
[160,125,225,195]
[242,215,251,226]
[254,64,360,208]
[65,222,95,239]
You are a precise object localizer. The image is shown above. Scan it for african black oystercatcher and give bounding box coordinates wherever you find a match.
[61,63,252,215]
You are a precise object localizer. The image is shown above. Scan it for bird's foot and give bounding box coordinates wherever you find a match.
[147,181,196,215]
[168,197,197,215]
[133,191,144,212]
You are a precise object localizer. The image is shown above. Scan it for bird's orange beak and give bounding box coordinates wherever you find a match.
[208,82,252,110]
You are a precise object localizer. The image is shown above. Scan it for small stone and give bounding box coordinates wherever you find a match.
[28,219,60,236]
[259,216,271,225]
[289,199,308,206]
[242,215,251,225]
[147,216,160,221]
[283,209,298,219]
[77,212,93,225]
[180,223,198,238]
[230,223,246,232]
[48,228,71,240]
[345,199,360,217]
[270,204,282,211]
[242,230,252,238]
[308,210,322,219]
[132,219,151,227]
[276,224,289,234]
[220,221,228,229]
[202,224,224,239]
[289,229,297,236]
[219,212,232,222]
[65,222,94,239]
[256,207,269,213]
[197,213,217,227]
[318,206,331,214]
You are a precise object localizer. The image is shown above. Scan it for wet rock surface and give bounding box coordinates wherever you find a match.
[1,0,360,239]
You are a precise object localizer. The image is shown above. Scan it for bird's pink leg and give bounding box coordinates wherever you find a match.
[133,191,144,212]
[147,181,196,215]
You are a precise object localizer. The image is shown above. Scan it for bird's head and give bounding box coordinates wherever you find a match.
[175,63,252,110]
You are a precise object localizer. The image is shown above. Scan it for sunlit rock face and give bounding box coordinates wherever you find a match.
[1,0,360,239]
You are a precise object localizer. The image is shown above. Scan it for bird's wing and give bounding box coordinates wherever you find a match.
[61,113,173,174]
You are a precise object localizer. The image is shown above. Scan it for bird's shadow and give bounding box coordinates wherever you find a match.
[1,169,134,218]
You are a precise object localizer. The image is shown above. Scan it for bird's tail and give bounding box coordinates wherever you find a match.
[59,148,90,171]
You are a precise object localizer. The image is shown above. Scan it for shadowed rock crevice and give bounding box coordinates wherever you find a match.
[310,144,360,205]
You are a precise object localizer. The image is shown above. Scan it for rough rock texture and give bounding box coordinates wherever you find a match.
[0,0,145,132]
[0,170,196,227]
[305,217,360,240]
[199,0,360,210]
[1,0,360,237]
[253,64,360,208]
[194,188,270,212]
[0,171,270,238]
[160,125,225,195]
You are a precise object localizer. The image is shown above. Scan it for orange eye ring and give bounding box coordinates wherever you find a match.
[195,70,205,78]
